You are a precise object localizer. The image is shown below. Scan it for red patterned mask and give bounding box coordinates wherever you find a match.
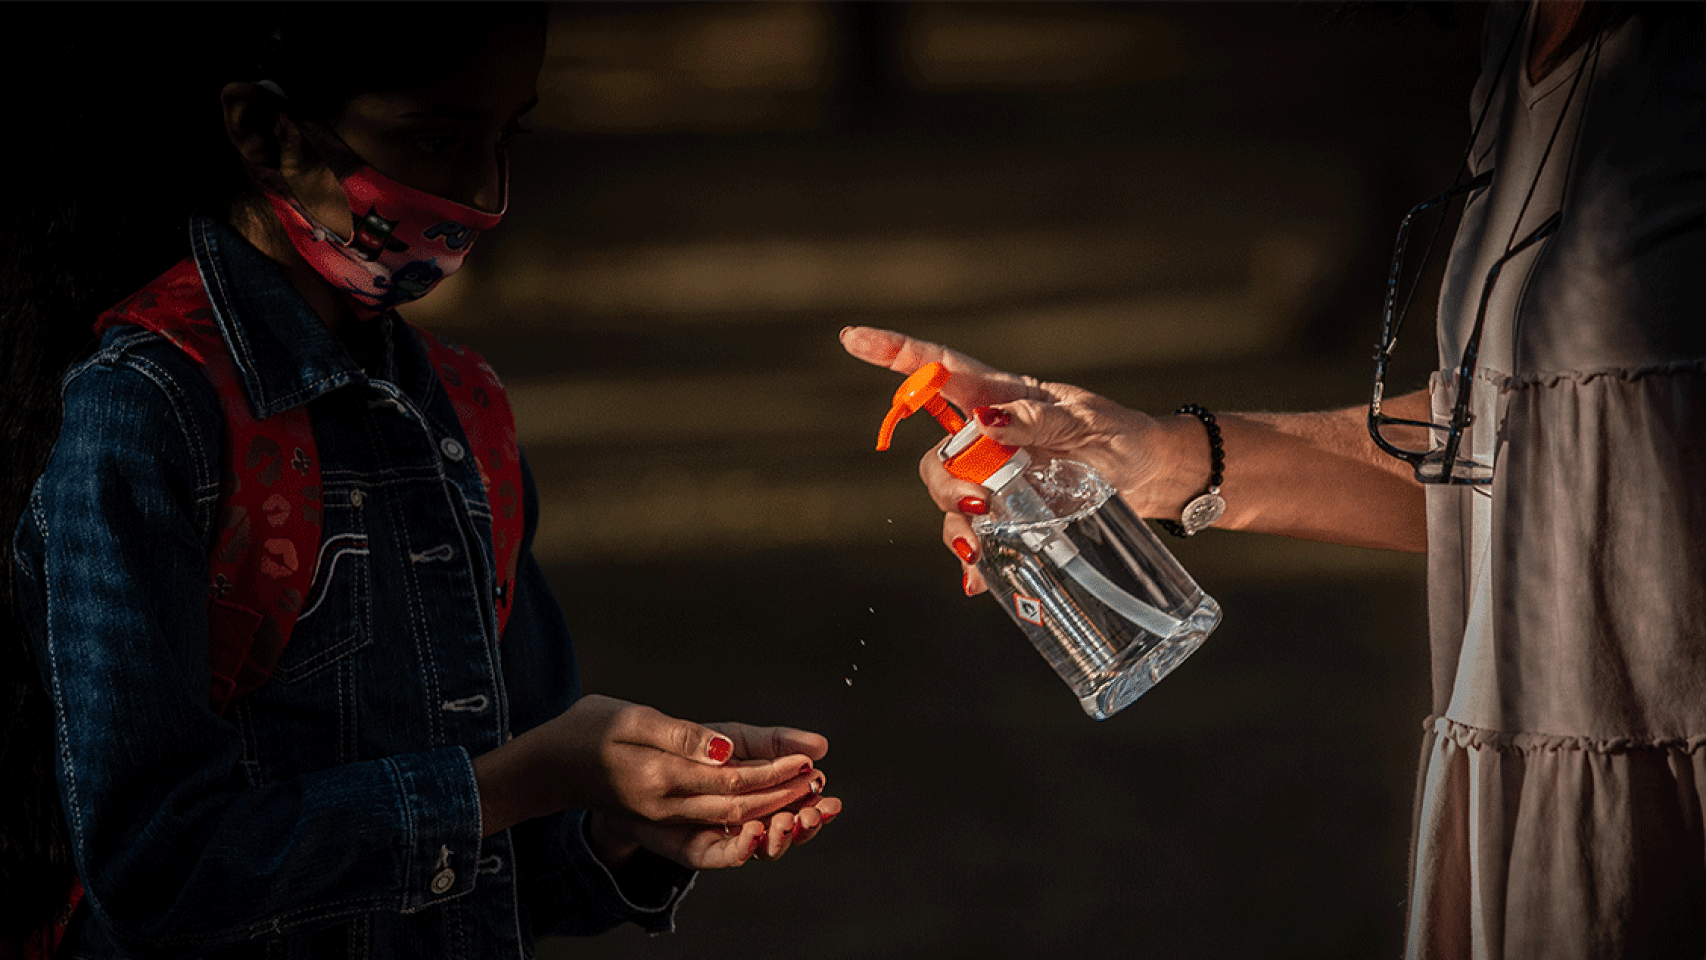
[253,114,505,319]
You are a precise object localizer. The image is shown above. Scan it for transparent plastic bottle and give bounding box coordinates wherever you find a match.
[876,363,1221,719]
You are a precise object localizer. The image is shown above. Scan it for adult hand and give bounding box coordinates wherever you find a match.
[840,325,1197,594]
[472,695,824,839]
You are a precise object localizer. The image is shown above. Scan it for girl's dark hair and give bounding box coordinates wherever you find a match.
[0,3,543,941]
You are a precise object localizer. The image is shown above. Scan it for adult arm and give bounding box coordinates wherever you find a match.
[840,327,1427,591]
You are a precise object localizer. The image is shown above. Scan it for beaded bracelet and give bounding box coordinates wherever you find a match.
[1158,404,1224,538]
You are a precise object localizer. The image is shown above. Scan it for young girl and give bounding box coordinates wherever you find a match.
[1,7,838,957]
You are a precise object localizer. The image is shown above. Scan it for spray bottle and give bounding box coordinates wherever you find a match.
[877,363,1220,719]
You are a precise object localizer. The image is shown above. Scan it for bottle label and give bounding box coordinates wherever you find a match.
[1014,594,1044,625]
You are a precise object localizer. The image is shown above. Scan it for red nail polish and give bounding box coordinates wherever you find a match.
[706,735,733,764]
[974,406,1012,428]
[957,495,989,516]
[952,537,977,564]
[963,571,977,596]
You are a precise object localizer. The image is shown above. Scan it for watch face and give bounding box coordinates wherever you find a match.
[1181,492,1225,535]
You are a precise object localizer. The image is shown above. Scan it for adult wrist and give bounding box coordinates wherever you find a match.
[1158,404,1225,537]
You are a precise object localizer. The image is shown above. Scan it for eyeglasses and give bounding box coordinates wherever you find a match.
[1367,169,1560,485]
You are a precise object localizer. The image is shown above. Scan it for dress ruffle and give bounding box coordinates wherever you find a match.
[1405,717,1706,960]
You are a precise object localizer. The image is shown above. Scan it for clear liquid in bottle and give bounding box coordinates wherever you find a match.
[976,458,1220,719]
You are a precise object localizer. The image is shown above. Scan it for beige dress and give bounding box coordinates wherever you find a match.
[1406,4,1706,958]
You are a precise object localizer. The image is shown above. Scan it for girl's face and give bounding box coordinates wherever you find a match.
[280,17,544,232]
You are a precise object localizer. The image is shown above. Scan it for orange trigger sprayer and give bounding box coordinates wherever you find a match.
[877,363,1029,490]
[870,361,1221,720]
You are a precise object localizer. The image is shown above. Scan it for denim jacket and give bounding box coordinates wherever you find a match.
[13,217,693,959]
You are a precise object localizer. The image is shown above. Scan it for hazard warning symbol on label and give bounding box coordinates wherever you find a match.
[1014,594,1044,625]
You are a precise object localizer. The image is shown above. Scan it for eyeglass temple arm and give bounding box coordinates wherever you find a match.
[1369,170,1498,464]
[1436,211,1563,474]
[1378,170,1496,347]
[1368,380,1430,465]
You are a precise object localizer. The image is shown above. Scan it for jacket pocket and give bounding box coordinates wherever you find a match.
[239,498,373,773]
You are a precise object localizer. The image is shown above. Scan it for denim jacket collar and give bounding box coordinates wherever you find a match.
[188,215,376,419]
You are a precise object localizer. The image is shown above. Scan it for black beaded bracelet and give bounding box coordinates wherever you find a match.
[1158,404,1225,538]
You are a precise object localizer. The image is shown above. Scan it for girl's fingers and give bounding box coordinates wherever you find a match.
[792,796,840,846]
[729,821,768,867]
[704,722,829,763]
[753,793,842,861]
[685,820,768,869]
[757,811,797,861]
[684,754,818,799]
[602,700,738,766]
[632,794,841,870]
[664,764,825,825]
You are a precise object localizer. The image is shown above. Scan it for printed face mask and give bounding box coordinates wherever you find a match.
[254,115,506,319]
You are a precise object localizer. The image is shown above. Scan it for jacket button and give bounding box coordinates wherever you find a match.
[430,868,456,895]
[440,438,466,462]
[350,490,365,508]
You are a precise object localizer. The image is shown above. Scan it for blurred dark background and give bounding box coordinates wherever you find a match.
[406,3,1485,957]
